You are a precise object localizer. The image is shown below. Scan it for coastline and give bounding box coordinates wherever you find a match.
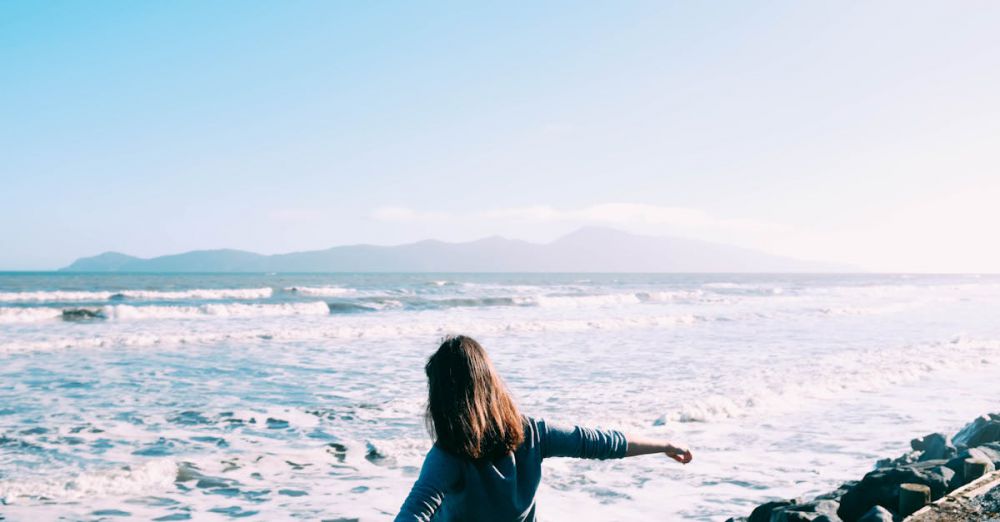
[726,413,1000,522]
[3,274,1000,519]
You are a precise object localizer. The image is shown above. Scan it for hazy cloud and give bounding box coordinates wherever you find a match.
[370,202,790,236]
[370,206,452,222]
[267,208,329,223]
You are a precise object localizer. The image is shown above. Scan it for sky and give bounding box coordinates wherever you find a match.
[2,1,1000,272]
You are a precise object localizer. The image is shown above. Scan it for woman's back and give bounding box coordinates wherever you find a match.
[395,336,691,520]
[395,416,628,521]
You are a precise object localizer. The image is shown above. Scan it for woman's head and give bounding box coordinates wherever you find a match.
[424,335,524,459]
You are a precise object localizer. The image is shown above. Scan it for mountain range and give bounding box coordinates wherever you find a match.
[60,227,852,272]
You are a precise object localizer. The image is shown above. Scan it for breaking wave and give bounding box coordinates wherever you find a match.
[0,287,274,302]
[101,302,331,320]
[0,459,177,504]
[284,286,356,297]
[0,301,331,323]
[0,307,64,324]
[656,337,1000,424]
[0,314,703,353]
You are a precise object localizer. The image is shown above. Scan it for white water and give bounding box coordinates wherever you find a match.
[0,287,274,302]
[1,273,998,520]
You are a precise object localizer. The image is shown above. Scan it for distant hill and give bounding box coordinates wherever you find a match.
[60,227,854,272]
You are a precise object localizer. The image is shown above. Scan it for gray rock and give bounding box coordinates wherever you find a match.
[875,451,919,469]
[815,482,858,502]
[856,505,893,522]
[748,500,796,522]
[945,442,1000,486]
[772,499,842,521]
[836,460,953,521]
[911,432,957,461]
[773,512,825,522]
[733,414,1000,522]
[953,414,1000,449]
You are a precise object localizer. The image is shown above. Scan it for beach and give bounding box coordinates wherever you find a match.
[1,273,999,520]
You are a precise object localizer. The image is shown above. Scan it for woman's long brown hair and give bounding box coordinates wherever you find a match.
[425,335,524,459]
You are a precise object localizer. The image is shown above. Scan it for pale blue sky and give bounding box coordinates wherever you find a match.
[3,2,1000,271]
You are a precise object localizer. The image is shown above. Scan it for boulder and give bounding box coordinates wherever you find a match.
[732,413,1000,522]
[815,482,858,501]
[836,460,954,521]
[945,442,1000,485]
[771,499,842,521]
[748,500,796,522]
[773,514,832,522]
[875,451,919,469]
[911,432,957,462]
[953,414,1000,449]
[856,505,893,522]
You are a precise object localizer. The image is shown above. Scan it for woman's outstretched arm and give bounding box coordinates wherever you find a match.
[538,419,692,464]
[623,434,693,464]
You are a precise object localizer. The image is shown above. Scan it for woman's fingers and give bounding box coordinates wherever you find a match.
[666,448,693,464]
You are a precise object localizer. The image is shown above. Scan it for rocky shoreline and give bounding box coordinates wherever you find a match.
[725,413,1000,522]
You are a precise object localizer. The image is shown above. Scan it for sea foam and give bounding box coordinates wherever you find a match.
[0,313,702,354]
[0,307,64,324]
[101,301,330,320]
[284,286,356,297]
[0,287,274,302]
[0,459,177,504]
[656,337,1000,424]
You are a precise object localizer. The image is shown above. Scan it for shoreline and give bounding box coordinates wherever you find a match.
[726,413,1000,522]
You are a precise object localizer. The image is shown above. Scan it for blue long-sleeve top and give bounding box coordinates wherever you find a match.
[394,416,628,521]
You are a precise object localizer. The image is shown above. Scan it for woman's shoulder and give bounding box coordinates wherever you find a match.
[521,414,553,431]
[521,414,544,425]
[519,415,548,446]
[427,441,464,466]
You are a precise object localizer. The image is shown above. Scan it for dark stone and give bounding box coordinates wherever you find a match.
[953,414,1000,449]
[836,460,953,522]
[775,512,820,522]
[911,432,957,461]
[815,482,858,502]
[748,500,796,522]
[856,505,893,522]
[945,442,1000,485]
[773,499,842,522]
[730,414,1000,522]
[875,451,919,469]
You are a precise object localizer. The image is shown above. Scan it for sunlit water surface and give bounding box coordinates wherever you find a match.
[1,273,998,520]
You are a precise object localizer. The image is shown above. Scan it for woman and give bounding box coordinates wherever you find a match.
[396,335,693,521]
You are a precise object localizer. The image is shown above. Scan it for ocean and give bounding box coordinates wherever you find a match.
[0,273,998,520]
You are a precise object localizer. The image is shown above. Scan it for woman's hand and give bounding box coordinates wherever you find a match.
[665,444,693,464]
[625,435,693,464]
